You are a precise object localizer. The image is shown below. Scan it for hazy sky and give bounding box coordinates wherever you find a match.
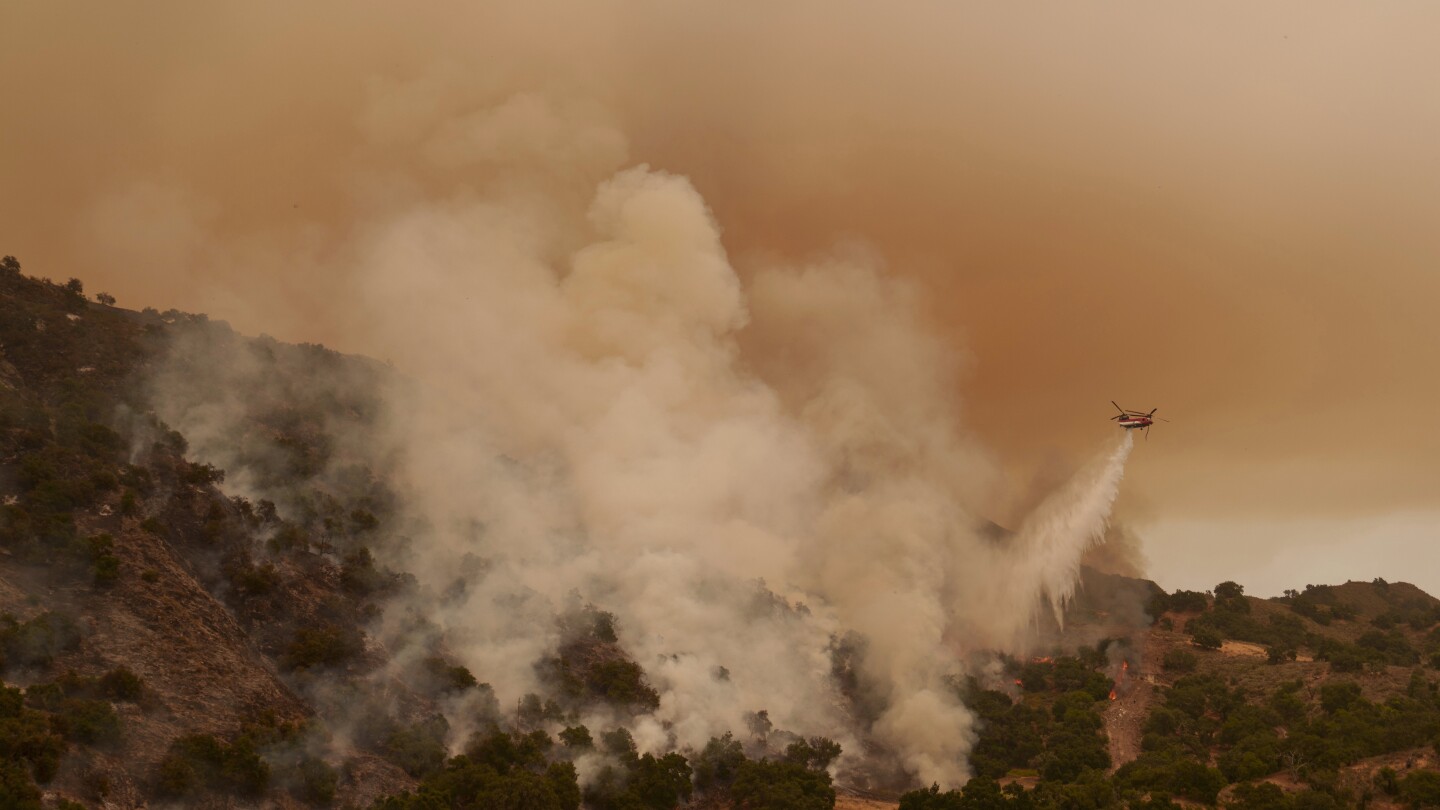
[3,1,1437,596]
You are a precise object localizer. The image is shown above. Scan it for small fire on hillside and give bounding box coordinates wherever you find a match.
[1109,660,1130,701]
[1013,658,1054,688]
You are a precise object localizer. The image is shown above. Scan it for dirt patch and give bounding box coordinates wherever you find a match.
[1104,675,1155,771]
[1220,640,1268,658]
[999,774,1040,791]
[836,794,899,810]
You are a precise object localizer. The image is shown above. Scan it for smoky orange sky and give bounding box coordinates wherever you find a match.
[3,1,1438,596]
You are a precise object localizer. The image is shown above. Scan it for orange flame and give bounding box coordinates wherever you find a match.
[1109,660,1128,701]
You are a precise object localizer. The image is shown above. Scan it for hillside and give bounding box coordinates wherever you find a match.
[881,577,1440,809]
[0,263,419,807]
[0,263,848,808]
[4,260,1440,809]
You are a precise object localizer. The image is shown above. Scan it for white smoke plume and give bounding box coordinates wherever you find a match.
[152,91,1139,788]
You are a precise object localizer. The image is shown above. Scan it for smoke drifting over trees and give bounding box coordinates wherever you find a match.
[139,99,1138,786]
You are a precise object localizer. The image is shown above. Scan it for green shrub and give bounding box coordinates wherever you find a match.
[1356,629,1419,665]
[0,760,43,810]
[729,758,834,810]
[517,693,564,728]
[349,509,379,532]
[1169,590,1209,612]
[588,660,660,710]
[53,698,121,745]
[1402,770,1440,809]
[88,533,120,586]
[374,730,581,810]
[377,758,579,810]
[268,523,309,553]
[293,755,338,805]
[1114,752,1226,804]
[154,754,199,797]
[419,657,478,694]
[232,560,280,595]
[1162,649,1197,672]
[181,461,226,484]
[0,686,66,784]
[1267,646,1297,664]
[384,721,449,777]
[1319,682,1364,714]
[692,733,745,794]
[1191,628,1222,650]
[98,667,143,701]
[282,624,363,671]
[584,752,691,810]
[155,734,270,798]
[559,725,593,751]
[899,783,965,810]
[1228,781,1290,810]
[340,547,388,595]
[1,612,83,669]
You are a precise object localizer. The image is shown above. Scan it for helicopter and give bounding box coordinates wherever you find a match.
[1110,402,1168,438]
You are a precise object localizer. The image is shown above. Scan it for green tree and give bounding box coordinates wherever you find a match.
[692,733,745,794]
[899,783,964,810]
[730,759,834,810]
[1169,590,1209,612]
[0,760,42,810]
[1400,770,1440,809]
[1228,782,1290,810]
[1319,682,1363,715]
[1191,628,1223,650]
[1162,650,1196,672]
[1215,581,1244,600]
[294,755,338,805]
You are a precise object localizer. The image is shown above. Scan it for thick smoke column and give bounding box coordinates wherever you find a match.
[150,92,1141,788]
